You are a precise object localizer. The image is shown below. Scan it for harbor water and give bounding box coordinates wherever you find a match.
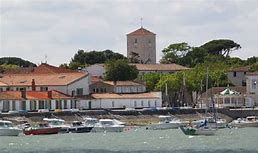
[1,127,258,153]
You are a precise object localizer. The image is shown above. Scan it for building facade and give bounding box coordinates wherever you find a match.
[246,71,258,106]
[127,27,156,64]
[227,66,249,86]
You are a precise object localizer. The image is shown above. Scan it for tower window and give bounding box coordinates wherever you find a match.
[134,39,137,43]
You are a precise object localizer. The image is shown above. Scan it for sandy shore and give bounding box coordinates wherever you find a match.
[1,113,232,126]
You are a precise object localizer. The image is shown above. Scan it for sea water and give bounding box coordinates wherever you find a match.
[0,127,258,153]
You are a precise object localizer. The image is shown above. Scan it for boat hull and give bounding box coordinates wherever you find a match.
[23,127,60,135]
[0,128,21,136]
[180,126,216,136]
[146,122,188,130]
[69,126,93,133]
[92,126,124,132]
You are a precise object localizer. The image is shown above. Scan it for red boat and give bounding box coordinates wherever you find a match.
[23,123,60,135]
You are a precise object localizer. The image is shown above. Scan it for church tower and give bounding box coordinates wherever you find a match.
[127,27,156,64]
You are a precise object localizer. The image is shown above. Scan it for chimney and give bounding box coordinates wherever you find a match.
[31,79,36,91]
[47,91,52,99]
[21,90,26,99]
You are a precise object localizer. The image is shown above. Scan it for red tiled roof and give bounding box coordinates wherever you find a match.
[91,76,103,83]
[32,63,76,74]
[131,64,189,71]
[91,92,160,99]
[0,90,72,100]
[0,73,87,86]
[127,27,155,36]
[3,67,34,74]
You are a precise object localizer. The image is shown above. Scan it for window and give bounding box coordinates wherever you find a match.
[71,90,75,97]
[141,100,144,107]
[134,101,137,107]
[6,87,10,91]
[40,87,48,91]
[0,88,3,92]
[112,101,115,108]
[100,88,103,93]
[76,88,83,96]
[47,100,52,110]
[71,100,77,109]
[233,72,237,77]
[21,101,26,110]
[12,101,16,110]
[148,100,151,107]
[93,88,96,93]
[55,100,62,109]
[155,101,157,107]
[134,38,137,43]
[96,88,99,93]
[64,100,67,109]
[103,88,106,93]
[3,101,10,112]
[39,100,45,109]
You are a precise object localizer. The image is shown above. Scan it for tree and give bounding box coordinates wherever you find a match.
[141,73,162,91]
[160,42,192,64]
[128,52,142,63]
[200,39,241,57]
[69,49,126,69]
[0,57,36,67]
[178,47,208,67]
[104,59,138,81]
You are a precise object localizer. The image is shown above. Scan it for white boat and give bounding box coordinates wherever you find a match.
[43,118,70,133]
[229,116,258,128]
[146,115,189,130]
[180,126,216,136]
[0,120,22,136]
[192,117,228,129]
[85,118,125,132]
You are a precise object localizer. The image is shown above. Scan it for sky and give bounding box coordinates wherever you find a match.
[1,0,258,66]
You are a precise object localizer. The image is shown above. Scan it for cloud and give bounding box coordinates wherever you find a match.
[0,0,258,66]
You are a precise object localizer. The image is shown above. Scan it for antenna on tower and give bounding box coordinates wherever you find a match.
[140,17,143,28]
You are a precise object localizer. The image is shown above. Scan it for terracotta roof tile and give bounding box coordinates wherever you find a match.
[229,66,250,72]
[0,73,87,86]
[247,71,258,75]
[32,63,76,74]
[91,92,160,99]
[0,90,72,100]
[131,64,189,71]
[127,27,155,36]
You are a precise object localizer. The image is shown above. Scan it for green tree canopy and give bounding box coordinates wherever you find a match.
[0,57,36,67]
[200,39,241,57]
[160,42,192,64]
[104,59,138,81]
[67,49,127,69]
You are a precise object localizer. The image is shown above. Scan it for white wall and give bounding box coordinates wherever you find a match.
[85,64,105,77]
[67,75,90,96]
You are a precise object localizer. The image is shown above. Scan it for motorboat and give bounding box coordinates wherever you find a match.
[68,121,93,133]
[43,118,70,133]
[85,118,125,132]
[23,123,60,135]
[229,116,258,128]
[145,115,189,130]
[192,117,228,129]
[180,126,216,136]
[0,120,22,136]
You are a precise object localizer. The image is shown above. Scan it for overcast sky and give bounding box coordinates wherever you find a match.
[1,0,258,66]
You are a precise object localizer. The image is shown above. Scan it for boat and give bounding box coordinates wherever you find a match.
[180,126,216,136]
[68,121,93,133]
[145,115,189,130]
[229,116,258,128]
[0,120,22,136]
[85,118,125,132]
[192,117,228,129]
[43,118,70,133]
[23,123,60,135]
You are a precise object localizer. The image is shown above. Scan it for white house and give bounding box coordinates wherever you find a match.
[246,71,258,106]
[0,63,90,96]
[79,92,162,109]
[0,90,79,112]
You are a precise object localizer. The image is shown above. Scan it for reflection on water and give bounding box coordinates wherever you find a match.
[1,127,258,153]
